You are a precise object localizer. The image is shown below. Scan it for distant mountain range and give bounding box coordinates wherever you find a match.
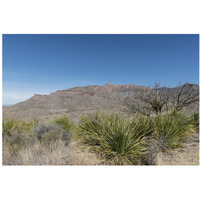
[3,83,199,120]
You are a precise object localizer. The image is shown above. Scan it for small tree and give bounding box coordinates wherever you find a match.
[125,83,171,116]
[125,82,199,116]
[170,82,199,111]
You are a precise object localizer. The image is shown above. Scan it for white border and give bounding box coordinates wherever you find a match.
[0,1,200,200]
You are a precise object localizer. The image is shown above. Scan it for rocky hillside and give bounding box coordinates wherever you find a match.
[3,83,146,120]
[3,83,199,120]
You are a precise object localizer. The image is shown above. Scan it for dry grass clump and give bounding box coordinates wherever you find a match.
[3,131,35,157]
[67,141,103,165]
[3,139,70,165]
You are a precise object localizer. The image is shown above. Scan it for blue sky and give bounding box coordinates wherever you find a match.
[3,34,199,104]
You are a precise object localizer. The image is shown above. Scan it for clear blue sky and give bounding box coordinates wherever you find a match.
[3,34,199,104]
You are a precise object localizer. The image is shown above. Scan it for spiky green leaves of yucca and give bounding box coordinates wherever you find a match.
[77,113,150,165]
[154,112,195,151]
[190,113,199,133]
[50,115,73,131]
[129,115,154,138]
[3,118,39,137]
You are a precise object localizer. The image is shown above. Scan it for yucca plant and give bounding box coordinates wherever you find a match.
[3,119,18,137]
[130,115,154,138]
[151,98,162,114]
[51,115,73,131]
[77,113,150,165]
[153,112,195,151]
[3,119,37,137]
[190,113,199,133]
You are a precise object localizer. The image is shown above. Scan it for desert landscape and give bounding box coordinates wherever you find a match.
[3,82,199,165]
[1,4,200,200]
[2,34,199,166]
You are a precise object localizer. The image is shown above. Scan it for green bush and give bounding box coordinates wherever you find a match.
[51,116,73,131]
[77,113,149,165]
[153,112,195,151]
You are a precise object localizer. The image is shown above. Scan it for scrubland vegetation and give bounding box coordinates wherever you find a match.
[2,110,199,165]
[2,82,199,165]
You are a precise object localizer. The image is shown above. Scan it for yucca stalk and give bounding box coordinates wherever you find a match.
[77,113,148,165]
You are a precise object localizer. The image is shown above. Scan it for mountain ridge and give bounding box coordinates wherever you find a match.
[3,83,199,120]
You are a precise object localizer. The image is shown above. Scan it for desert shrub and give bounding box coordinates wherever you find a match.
[50,115,73,131]
[77,113,149,165]
[33,123,71,145]
[153,112,195,151]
